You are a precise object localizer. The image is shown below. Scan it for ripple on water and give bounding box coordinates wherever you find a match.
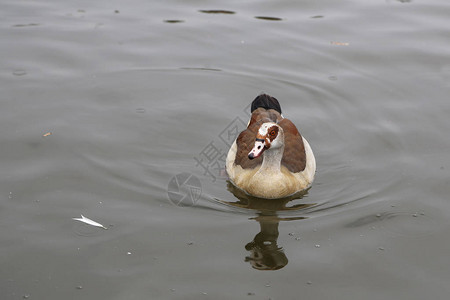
[68,67,406,221]
[198,10,236,15]
[254,16,283,21]
[164,20,185,24]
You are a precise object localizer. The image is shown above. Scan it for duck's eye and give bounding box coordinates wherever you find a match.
[270,130,276,137]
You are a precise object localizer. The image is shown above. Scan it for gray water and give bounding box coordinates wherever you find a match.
[2,0,450,299]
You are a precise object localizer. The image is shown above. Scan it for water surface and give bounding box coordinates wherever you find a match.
[2,0,450,299]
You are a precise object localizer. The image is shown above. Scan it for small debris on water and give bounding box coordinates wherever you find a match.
[187,241,194,245]
[379,247,385,251]
[307,280,313,285]
[247,292,255,296]
[13,70,27,76]
[315,244,320,248]
[328,75,338,81]
[23,295,30,299]
[76,286,83,290]
[331,41,349,46]
[43,132,52,137]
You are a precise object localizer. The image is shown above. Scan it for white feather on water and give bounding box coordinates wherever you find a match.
[72,215,107,230]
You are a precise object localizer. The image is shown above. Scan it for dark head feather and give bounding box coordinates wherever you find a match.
[250,94,282,114]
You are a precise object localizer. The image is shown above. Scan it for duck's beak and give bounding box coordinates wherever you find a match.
[248,139,266,160]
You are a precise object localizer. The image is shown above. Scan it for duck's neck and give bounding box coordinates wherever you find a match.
[259,146,284,174]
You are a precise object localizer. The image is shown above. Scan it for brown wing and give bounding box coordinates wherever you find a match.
[279,118,306,173]
[235,108,282,169]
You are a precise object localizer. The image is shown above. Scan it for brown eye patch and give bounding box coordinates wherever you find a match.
[267,126,279,141]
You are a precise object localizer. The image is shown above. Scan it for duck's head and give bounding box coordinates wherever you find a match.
[248,122,284,160]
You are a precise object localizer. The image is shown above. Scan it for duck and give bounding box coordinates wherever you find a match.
[226,94,316,199]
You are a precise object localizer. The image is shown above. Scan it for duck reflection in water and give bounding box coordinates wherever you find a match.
[245,214,289,270]
[220,181,315,271]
